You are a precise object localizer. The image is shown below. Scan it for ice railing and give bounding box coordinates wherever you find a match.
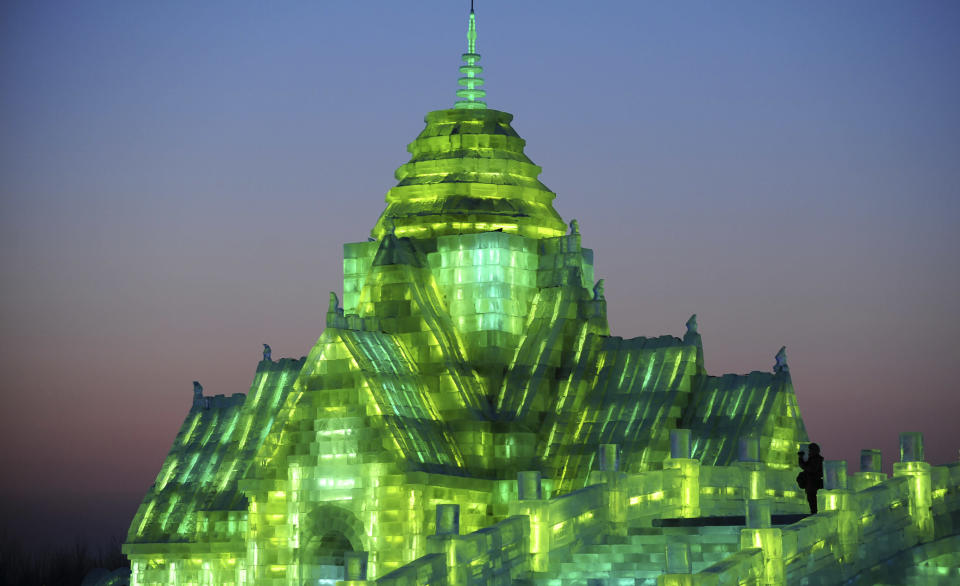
[695,433,960,585]
[341,432,959,585]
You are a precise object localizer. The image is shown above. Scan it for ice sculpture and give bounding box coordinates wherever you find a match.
[121,5,960,585]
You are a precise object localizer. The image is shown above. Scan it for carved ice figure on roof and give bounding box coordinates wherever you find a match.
[593,279,605,301]
[263,344,272,362]
[192,381,205,408]
[775,346,789,374]
[329,291,343,316]
[686,314,698,335]
[569,219,579,235]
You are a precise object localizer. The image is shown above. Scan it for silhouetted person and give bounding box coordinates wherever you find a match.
[798,443,824,514]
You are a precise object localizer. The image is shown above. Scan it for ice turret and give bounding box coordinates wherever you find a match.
[371,3,565,241]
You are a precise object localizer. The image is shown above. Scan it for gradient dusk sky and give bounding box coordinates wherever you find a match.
[1,1,958,550]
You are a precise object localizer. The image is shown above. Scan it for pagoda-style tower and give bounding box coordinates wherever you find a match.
[123,6,827,586]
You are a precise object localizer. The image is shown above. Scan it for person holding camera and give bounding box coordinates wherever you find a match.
[797,443,824,514]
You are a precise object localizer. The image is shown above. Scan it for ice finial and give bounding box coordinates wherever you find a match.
[593,279,605,301]
[455,1,487,109]
[774,346,789,374]
[192,381,207,409]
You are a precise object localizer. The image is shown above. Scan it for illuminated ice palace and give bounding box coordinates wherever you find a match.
[122,8,960,586]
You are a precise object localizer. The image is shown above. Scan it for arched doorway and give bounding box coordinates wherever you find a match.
[302,530,354,585]
[299,505,366,586]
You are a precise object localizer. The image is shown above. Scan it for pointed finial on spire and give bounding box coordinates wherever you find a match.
[455,1,487,109]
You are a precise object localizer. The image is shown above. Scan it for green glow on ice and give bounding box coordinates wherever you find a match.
[121,6,960,586]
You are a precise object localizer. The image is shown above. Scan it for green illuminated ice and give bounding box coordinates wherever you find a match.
[121,7,960,586]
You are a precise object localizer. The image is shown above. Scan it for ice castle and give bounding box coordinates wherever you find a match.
[122,7,960,585]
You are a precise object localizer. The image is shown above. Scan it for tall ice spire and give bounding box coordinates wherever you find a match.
[455,1,487,109]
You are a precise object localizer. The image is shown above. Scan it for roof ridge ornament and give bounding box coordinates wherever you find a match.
[454,1,487,109]
[774,346,789,374]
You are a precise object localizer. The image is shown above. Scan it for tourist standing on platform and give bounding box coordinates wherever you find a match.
[798,443,825,514]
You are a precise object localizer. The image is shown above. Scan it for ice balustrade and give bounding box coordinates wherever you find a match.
[329,433,960,586]
[121,431,959,586]
[372,514,530,585]
[693,434,960,585]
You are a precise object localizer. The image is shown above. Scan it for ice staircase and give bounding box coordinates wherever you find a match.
[527,515,810,585]
[546,527,740,585]
[846,534,960,586]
